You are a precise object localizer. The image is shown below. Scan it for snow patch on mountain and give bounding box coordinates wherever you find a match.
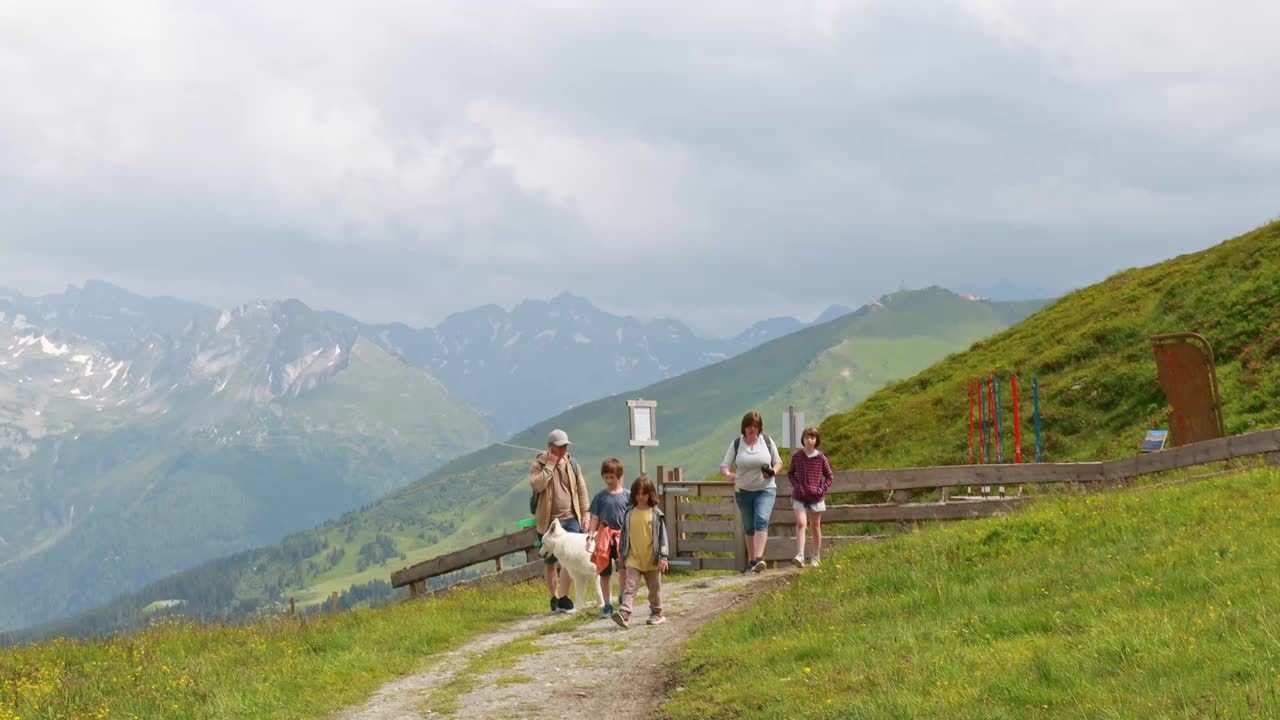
[37,334,68,356]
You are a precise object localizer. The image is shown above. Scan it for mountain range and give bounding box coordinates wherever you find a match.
[0,280,850,632]
[6,286,1046,640]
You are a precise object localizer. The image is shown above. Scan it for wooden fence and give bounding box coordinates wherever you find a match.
[659,428,1280,572]
[391,429,1280,595]
[390,526,541,598]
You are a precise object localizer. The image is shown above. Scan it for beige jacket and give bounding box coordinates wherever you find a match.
[529,452,590,534]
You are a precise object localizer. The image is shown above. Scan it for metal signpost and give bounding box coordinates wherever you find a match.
[782,406,806,449]
[627,398,658,474]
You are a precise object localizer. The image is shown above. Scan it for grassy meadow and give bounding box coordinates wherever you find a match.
[0,582,547,720]
[662,466,1280,719]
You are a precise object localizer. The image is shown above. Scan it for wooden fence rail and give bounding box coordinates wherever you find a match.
[391,526,540,598]
[662,428,1280,571]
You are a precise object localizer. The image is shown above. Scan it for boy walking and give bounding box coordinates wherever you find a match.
[586,458,629,618]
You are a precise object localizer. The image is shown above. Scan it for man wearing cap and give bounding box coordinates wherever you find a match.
[529,428,591,613]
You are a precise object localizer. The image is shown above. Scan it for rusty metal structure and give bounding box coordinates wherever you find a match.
[1151,332,1225,446]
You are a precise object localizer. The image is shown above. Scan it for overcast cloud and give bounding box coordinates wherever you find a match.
[1,0,1277,334]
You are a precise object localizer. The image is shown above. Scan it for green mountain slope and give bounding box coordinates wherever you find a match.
[821,221,1280,470]
[0,338,493,633]
[8,288,1042,641]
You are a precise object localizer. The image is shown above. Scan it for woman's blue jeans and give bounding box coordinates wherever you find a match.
[735,487,776,535]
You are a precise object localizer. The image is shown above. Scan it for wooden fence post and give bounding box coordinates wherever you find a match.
[667,467,683,560]
[330,591,339,613]
[496,555,504,572]
[289,598,295,617]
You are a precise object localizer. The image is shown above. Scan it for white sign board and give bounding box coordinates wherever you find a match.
[780,411,806,449]
[632,407,652,442]
[628,399,658,447]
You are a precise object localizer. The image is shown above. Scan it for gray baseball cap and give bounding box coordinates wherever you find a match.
[547,429,572,447]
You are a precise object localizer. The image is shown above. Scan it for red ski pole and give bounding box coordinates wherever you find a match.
[1012,377,1022,464]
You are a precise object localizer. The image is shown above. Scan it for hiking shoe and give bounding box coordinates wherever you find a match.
[612,611,631,629]
[646,613,666,625]
[601,603,614,618]
[557,596,575,613]
[808,556,821,568]
[791,554,805,568]
[751,559,766,573]
[742,558,758,574]
[550,597,559,614]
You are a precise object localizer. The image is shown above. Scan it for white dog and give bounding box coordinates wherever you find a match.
[539,518,605,611]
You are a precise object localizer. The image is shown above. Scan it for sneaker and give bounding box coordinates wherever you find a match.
[646,613,666,625]
[612,611,631,629]
[557,596,575,613]
[750,559,766,573]
[601,603,614,618]
[808,556,821,568]
[791,554,805,568]
[550,597,559,614]
[742,558,758,574]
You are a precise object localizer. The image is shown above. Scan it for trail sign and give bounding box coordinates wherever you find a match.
[1141,429,1168,453]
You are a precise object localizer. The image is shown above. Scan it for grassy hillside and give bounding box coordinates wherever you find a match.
[823,221,1280,469]
[663,466,1280,719]
[16,289,1041,640]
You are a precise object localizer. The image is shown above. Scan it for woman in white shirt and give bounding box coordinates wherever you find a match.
[720,411,783,573]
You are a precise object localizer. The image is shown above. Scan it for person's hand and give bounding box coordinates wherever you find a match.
[659,559,669,573]
[724,471,737,482]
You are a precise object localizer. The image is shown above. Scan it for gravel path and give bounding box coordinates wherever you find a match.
[331,570,791,720]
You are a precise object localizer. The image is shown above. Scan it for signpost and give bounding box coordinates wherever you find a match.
[781,406,806,449]
[627,398,658,475]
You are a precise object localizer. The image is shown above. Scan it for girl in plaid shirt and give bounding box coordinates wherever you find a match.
[787,426,834,567]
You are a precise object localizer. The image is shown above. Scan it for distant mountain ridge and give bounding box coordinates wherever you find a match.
[4,280,858,435]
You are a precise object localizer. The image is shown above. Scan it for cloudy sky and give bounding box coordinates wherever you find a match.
[1,1,1277,334]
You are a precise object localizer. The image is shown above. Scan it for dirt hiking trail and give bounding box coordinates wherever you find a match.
[332,570,791,720]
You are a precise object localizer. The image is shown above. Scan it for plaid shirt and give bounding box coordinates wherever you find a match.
[787,451,834,503]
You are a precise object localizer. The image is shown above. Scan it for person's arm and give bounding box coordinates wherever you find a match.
[586,496,602,547]
[770,440,784,476]
[787,453,798,483]
[821,455,835,494]
[573,460,591,525]
[657,514,670,572]
[720,440,737,481]
[528,454,554,492]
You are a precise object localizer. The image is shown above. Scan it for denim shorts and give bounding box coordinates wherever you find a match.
[544,517,581,565]
[735,487,777,534]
